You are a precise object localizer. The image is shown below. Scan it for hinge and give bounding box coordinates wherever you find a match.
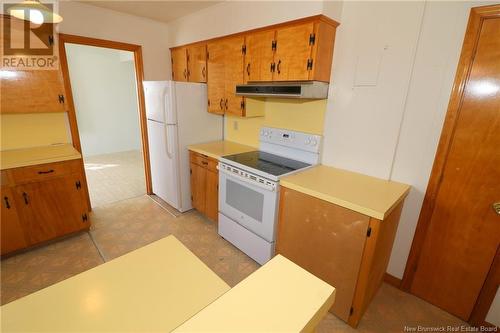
[309,33,316,45]
[242,44,246,55]
[240,100,245,110]
[207,99,210,107]
[48,35,54,46]
[270,62,276,73]
[306,59,313,70]
[367,226,372,237]
[190,168,192,175]
[350,307,354,316]
[58,94,65,103]
[82,213,88,222]
[271,40,277,51]
[75,180,81,190]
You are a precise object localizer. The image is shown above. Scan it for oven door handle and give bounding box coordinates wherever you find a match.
[218,167,276,192]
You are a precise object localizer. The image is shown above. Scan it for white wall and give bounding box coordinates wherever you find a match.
[65,44,141,156]
[59,1,171,80]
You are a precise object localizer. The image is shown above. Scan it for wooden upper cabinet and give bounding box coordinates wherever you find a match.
[274,23,315,81]
[207,41,226,115]
[187,44,207,83]
[171,47,188,82]
[1,70,66,114]
[223,36,245,116]
[245,30,276,83]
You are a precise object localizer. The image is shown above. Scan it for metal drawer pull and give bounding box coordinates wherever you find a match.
[22,192,29,205]
[4,196,10,209]
[202,66,206,78]
[493,202,500,215]
[38,169,54,174]
[202,161,208,165]
[246,63,250,76]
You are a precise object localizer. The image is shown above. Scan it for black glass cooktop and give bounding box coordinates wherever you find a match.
[223,151,310,177]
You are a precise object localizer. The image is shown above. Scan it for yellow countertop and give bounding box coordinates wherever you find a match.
[280,165,411,220]
[174,255,336,333]
[1,236,230,332]
[188,140,256,160]
[0,144,82,170]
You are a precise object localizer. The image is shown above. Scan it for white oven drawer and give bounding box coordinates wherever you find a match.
[218,213,274,265]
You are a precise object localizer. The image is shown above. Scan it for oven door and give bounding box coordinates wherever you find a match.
[219,168,279,242]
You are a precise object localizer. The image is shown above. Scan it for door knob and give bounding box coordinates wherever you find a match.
[493,202,500,215]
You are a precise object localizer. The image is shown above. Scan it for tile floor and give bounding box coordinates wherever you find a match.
[0,195,467,332]
[83,150,146,207]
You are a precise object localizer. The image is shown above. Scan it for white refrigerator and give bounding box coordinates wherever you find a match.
[144,81,223,212]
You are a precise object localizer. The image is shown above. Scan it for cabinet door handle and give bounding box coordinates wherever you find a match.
[219,98,224,110]
[225,98,228,110]
[202,161,208,165]
[4,196,10,209]
[202,66,206,78]
[38,169,54,174]
[22,192,29,205]
[246,63,250,76]
[183,69,187,79]
[277,60,281,74]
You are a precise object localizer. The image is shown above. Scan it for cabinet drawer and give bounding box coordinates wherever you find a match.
[190,151,208,166]
[207,158,218,173]
[10,159,82,184]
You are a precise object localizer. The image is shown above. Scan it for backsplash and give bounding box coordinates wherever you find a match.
[0,113,72,151]
[224,98,327,147]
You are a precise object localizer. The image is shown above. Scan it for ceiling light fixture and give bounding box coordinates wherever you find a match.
[8,0,63,24]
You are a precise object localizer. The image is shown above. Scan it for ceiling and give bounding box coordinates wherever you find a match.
[82,1,222,23]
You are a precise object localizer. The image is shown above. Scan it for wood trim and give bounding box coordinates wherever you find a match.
[169,14,339,50]
[401,4,500,292]
[469,246,500,327]
[58,34,153,197]
[384,273,402,289]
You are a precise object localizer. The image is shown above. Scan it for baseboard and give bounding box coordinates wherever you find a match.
[384,273,402,289]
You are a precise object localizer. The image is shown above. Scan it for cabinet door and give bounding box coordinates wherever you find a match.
[245,30,276,82]
[276,187,370,321]
[187,44,207,83]
[1,187,27,255]
[171,47,188,82]
[190,162,207,214]
[223,36,245,116]
[274,23,314,81]
[14,173,89,245]
[207,41,226,114]
[0,70,66,113]
[205,169,219,222]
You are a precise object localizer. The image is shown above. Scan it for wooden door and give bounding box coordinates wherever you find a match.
[14,174,89,245]
[190,162,206,214]
[171,47,188,82]
[0,70,66,113]
[205,169,218,222]
[223,36,245,116]
[187,44,207,83]
[207,41,226,114]
[245,30,276,82]
[1,187,27,255]
[410,11,500,320]
[274,23,314,81]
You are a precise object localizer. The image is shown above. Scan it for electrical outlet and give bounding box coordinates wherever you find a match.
[233,120,238,130]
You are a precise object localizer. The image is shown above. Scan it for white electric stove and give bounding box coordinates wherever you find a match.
[218,127,322,264]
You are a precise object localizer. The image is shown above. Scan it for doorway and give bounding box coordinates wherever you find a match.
[402,4,500,326]
[59,35,152,208]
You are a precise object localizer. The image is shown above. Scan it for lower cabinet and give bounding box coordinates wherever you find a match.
[189,151,218,222]
[276,187,404,327]
[0,159,90,256]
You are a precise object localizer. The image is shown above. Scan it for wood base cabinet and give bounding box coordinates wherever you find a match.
[0,159,90,256]
[276,187,404,327]
[189,151,218,222]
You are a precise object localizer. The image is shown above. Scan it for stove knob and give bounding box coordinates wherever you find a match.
[310,139,317,146]
[305,138,311,145]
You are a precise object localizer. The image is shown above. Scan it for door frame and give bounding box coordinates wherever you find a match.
[58,33,152,196]
[401,3,500,323]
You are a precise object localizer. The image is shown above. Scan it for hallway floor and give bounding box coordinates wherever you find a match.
[0,196,467,332]
[83,150,146,208]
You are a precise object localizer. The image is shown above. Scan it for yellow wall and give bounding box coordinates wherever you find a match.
[0,113,71,151]
[225,98,327,147]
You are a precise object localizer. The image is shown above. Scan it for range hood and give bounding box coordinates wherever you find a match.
[235,81,329,99]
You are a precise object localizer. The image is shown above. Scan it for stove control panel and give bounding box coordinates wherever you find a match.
[260,127,322,153]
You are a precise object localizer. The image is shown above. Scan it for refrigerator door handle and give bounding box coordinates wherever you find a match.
[164,123,173,159]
